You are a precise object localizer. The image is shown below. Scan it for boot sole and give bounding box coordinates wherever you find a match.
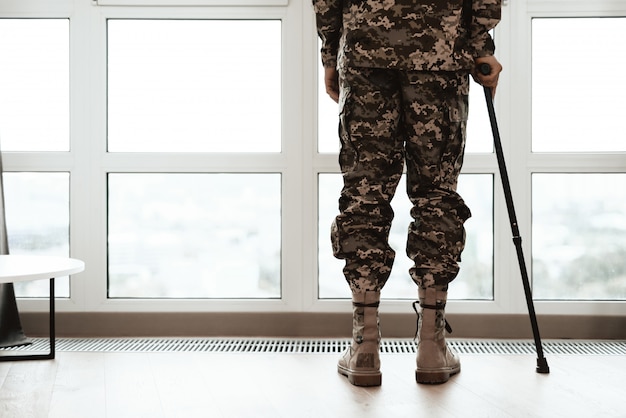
[415,364,460,384]
[338,364,382,387]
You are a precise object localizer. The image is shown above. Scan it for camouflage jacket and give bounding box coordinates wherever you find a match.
[313,0,501,71]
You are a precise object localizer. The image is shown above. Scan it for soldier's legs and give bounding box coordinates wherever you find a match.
[402,71,471,290]
[332,66,405,386]
[401,71,470,384]
[332,66,405,293]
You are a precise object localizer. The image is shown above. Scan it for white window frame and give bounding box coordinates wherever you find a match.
[2,0,624,320]
[505,0,626,317]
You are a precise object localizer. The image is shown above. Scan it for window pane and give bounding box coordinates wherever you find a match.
[532,174,626,300]
[0,19,69,151]
[317,59,338,154]
[532,18,626,152]
[108,173,281,298]
[466,79,493,153]
[3,173,70,297]
[107,20,281,152]
[318,173,493,300]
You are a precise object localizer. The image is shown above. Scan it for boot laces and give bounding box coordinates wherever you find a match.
[352,301,380,308]
[412,300,453,341]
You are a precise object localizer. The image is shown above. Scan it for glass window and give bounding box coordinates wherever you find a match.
[3,173,71,297]
[466,79,493,153]
[532,173,626,300]
[318,173,494,300]
[107,20,282,153]
[0,19,70,152]
[317,59,338,154]
[108,173,281,298]
[532,18,626,152]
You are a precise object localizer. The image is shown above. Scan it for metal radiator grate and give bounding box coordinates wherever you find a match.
[2,338,626,355]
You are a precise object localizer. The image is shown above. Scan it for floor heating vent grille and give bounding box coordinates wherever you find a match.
[3,338,625,355]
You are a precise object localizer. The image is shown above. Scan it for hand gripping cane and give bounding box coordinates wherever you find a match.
[479,64,549,374]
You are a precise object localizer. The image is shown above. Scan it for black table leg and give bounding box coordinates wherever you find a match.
[0,277,56,361]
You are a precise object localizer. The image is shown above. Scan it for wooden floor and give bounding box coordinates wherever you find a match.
[1,349,625,417]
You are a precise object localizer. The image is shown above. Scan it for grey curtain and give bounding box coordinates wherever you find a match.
[0,152,30,348]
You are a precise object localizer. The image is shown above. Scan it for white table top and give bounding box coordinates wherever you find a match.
[0,255,85,284]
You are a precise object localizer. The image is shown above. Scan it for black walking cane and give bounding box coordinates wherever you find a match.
[478,63,549,374]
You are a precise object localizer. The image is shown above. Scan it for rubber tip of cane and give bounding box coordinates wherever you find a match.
[536,357,550,374]
[479,63,491,76]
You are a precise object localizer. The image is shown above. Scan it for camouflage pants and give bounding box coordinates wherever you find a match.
[332,66,472,293]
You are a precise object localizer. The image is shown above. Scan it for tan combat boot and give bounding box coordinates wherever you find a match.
[415,287,460,384]
[337,290,382,386]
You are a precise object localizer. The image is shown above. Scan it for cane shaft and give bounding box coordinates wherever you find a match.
[481,80,550,374]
